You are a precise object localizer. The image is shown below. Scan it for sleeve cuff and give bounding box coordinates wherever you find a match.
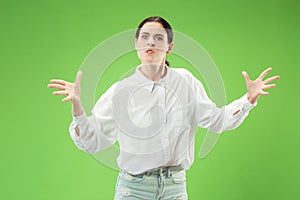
[241,93,257,112]
[72,112,88,126]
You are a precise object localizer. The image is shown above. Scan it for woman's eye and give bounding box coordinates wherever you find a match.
[141,35,148,39]
[155,37,163,41]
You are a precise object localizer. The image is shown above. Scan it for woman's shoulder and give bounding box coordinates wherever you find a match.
[171,67,191,74]
[170,67,195,79]
[170,67,204,87]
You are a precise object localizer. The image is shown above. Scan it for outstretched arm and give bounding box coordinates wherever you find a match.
[48,71,118,153]
[192,67,280,133]
[48,71,84,135]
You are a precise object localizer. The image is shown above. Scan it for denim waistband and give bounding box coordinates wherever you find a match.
[125,165,184,178]
[147,165,184,175]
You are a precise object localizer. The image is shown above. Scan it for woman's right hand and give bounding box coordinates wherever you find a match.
[48,71,84,116]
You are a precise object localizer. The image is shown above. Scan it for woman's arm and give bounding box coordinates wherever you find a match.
[48,71,118,153]
[48,71,84,136]
[190,67,279,134]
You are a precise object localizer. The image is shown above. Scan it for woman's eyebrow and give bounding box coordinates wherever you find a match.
[154,34,164,37]
[141,32,164,37]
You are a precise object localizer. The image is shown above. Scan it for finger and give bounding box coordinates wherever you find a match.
[75,71,83,86]
[260,91,269,96]
[62,96,71,102]
[262,84,276,90]
[259,67,272,80]
[263,75,280,84]
[47,84,65,90]
[242,71,250,82]
[50,79,66,85]
[53,91,69,96]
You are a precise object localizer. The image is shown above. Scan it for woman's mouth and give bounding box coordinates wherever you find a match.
[145,49,154,55]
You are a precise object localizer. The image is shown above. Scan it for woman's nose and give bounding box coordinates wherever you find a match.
[147,38,155,47]
[147,42,155,47]
[148,42,155,47]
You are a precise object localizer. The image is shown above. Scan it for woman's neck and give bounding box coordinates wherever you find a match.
[139,62,167,82]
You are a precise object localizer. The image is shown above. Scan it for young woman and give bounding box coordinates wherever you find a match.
[48,16,280,200]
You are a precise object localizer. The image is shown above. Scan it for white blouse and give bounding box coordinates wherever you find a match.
[69,65,256,175]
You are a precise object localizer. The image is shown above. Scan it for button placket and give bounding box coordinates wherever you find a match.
[158,82,170,162]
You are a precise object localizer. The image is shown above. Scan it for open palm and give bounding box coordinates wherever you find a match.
[47,71,84,116]
[48,71,82,102]
[242,67,280,104]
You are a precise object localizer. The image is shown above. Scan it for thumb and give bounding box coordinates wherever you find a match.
[242,71,250,82]
[75,70,83,86]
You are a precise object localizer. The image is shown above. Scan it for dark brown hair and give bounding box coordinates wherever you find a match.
[135,16,173,66]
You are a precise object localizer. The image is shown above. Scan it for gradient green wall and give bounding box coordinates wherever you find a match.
[1,0,299,199]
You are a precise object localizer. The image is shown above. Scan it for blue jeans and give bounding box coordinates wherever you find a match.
[114,166,188,200]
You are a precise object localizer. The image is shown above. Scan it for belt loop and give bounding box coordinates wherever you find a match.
[167,168,170,178]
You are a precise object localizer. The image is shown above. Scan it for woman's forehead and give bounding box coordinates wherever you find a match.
[140,22,167,35]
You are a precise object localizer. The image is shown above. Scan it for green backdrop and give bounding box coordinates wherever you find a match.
[1,0,299,199]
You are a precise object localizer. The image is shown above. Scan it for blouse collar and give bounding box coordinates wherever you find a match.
[135,64,170,93]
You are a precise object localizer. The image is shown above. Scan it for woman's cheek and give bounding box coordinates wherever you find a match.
[136,50,144,60]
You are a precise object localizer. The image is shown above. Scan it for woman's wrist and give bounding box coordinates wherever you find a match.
[247,93,258,104]
[72,98,84,116]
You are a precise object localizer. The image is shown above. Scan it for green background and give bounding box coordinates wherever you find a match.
[1,0,299,199]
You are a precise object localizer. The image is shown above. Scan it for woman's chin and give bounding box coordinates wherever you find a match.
[141,58,163,65]
[142,61,162,66]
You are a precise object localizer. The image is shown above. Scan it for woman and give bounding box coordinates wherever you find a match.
[48,16,280,200]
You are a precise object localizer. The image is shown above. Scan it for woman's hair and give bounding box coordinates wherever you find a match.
[135,16,173,66]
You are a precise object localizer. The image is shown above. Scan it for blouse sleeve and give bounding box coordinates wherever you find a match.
[188,72,257,134]
[69,82,119,154]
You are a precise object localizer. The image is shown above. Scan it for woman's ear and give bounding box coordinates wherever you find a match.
[166,42,174,54]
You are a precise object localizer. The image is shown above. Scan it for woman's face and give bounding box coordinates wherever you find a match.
[135,22,173,66]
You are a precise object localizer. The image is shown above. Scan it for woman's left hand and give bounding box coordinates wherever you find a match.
[242,67,280,104]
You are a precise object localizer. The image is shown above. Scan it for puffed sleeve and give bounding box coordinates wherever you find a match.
[188,72,257,134]
[69,82,119,154]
